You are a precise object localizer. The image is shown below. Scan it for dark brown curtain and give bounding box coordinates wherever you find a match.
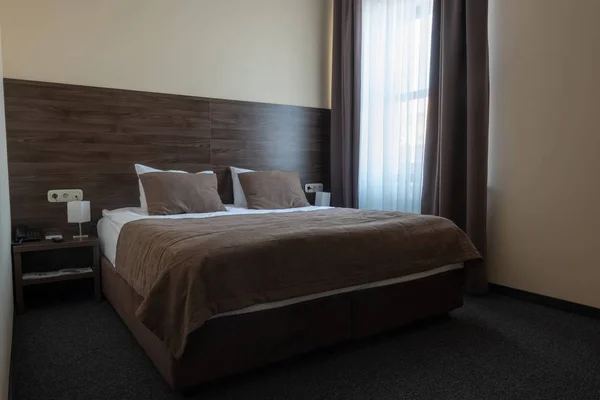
[421,0,490,294]
[331,0,362,208]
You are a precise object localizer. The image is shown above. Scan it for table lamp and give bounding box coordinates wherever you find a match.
[68,201,91,240]
[315,192,331,207]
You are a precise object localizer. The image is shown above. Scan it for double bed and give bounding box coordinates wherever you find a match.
[4,79,480,390]
[98,202,479,389]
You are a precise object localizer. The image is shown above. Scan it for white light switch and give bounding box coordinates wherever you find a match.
[47,189,84,203]
[304,183,324,193]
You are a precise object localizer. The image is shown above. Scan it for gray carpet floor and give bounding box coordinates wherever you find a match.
[12,294,600,400]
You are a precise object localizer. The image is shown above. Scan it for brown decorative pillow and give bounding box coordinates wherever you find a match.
[238,170,310,209]
[139,172,226,215]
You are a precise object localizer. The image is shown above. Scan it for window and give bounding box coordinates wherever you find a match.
[359,0,434,213]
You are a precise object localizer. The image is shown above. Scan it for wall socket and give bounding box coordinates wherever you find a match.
[47,189,84,203]
[304,183,324,193]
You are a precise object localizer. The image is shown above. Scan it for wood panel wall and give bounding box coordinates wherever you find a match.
[4,79,330,233]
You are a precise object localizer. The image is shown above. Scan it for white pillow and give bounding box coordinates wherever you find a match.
[135,164,213,211]
[230,166,254,207]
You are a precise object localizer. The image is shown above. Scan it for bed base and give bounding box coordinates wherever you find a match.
[101,257,464,389]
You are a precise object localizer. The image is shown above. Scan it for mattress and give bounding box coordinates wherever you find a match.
[97,205,463,319]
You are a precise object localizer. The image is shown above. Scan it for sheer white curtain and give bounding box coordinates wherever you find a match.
[358,0,433,213]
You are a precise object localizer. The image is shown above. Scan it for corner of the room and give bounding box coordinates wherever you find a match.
[0,23,15,400]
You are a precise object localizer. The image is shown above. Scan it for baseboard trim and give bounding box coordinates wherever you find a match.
[8,358,12,400]
[489,284,600,319]
[8,312,14,400]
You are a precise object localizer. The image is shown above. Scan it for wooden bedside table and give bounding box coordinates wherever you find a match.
[12,236,101,314]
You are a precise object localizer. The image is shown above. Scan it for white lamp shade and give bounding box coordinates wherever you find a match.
[315,192,331,207]
[67,201,91,223]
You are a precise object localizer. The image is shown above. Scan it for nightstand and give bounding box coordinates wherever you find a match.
[12,236,101,314]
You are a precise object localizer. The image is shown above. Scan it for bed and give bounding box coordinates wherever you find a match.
[98,204,479,389]
[5,79,479,389]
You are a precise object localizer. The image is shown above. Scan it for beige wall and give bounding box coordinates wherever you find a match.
[488,0,600,308]
[0,0,332,109]
[0,25,13,400]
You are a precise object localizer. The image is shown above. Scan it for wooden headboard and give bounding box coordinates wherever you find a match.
[4,79,330,233]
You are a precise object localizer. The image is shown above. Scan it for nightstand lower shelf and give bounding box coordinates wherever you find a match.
[22,267,95,286]
[13,236,101,313]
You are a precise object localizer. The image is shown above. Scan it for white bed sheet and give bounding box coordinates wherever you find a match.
[97,205,463,319]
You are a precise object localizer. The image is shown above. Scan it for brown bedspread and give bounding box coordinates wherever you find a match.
[115,208,481,358]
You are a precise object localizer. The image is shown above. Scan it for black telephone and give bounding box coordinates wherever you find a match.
[14,226,43,244]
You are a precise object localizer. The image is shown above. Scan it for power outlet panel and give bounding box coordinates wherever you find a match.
[304,183,324,193]
[47,189,84,203]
